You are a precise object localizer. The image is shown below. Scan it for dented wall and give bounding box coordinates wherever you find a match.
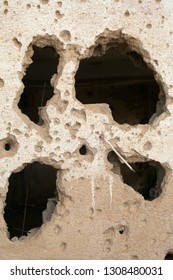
[0,0,173,259]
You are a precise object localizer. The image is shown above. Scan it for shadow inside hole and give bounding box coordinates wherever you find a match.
[79,145,87,155]
[75,41,164,125]
[4,162,58,239]
[4,143,11,151]
[118,224,127,235]
[107,151,165,200]
[165,253,173,260]
[18,46,60,125]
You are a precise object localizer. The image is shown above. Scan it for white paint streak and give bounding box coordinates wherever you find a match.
[109,175,113,205]
[91,176,95,211]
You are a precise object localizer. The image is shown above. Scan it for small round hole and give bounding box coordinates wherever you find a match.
[79,145,87,155]
[118,225,127,235]
[4,143,11,151]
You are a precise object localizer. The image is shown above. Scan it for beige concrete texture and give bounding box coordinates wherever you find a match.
[0,0,173,259]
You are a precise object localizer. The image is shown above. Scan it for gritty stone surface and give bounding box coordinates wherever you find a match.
[0,0,173,259]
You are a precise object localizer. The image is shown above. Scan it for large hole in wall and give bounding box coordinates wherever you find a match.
[18,46,60,125]
[75,41,164,125]
[165,253,173,260]
[108,151,165,200]
[4,162,58,239]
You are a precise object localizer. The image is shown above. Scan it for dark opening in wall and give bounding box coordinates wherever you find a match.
[75,41,164,125]
[107,151,165,200]
[18,46,59,124]
[4,162,58,239]
[165,253,173,260]
[79,145,87,155]
[4,143,11,151]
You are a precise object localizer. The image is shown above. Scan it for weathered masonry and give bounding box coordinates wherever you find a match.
[0,0,173,259]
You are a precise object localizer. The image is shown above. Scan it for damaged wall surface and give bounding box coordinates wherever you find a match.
[0,0,173,259]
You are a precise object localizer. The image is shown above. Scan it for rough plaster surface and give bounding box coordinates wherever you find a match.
[0,0,173,259]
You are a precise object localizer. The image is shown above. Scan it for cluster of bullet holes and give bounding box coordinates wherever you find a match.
[107,151,165,200]
[75,41,165,125]
[165,253,173,260]
[4,162,58,239]
[18,45,59,125]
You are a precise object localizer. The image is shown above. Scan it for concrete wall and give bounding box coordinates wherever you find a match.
[0,0,173,259]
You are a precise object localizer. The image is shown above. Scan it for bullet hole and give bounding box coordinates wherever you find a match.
[107,151,165,200]
[143,141,153,151]
[165,253,173,260]
[60,30,71,42]
[4,143,11,151]
[0,78,4,88]
[13,37,22,49]
[131,255,139,259]
[18,45,59,124]
[4,162,58,239]
[1,136,18,156]
[75,38,164,125]
[124,10,130,16]
[146,23,152,29]
[118,224,127,235]
[60,242,67,251]
[40,0,49,4]
[79,145,87,155]
[55,10,64,19]
[57,1,62,8]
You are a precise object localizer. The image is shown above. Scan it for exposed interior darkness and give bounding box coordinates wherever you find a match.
[165,253,173,260]
[107,151,165,200]
[4,162,58,239]
[4,143,11,151]
[75,41,164,125]
[18,46,60,124]
[79,145,87,155]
